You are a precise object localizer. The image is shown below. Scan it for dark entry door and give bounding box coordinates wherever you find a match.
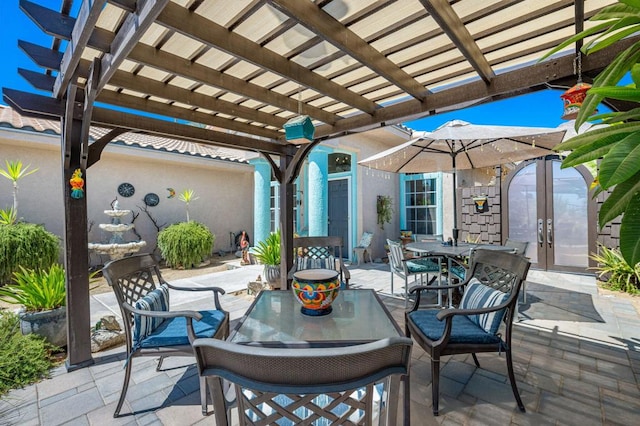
[504,156,596,273]
[328,179,349,257]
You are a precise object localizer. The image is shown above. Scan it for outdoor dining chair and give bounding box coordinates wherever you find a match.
[505,238,530,302]
[288,236,351,287]
[405,249,530,415]
[386,239,443,307]
[102,254,229,417]
[193,336,413,425]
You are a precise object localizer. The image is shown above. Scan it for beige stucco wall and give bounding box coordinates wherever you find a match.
[0,128,254,266]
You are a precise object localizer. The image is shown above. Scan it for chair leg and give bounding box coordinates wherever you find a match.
[506,348,526,412]
[156,355,165,371]
[200,376,208,415]
[431,359,440,416]
[471,353,480,367]
[403,373,411,426]
[114,356,133,417]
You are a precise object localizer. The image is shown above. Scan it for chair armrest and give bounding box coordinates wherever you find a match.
[121,301,204,321]
[287,264,296,280]
[435,302,510,321]
[165,282,226,311]
[337,259,350,281]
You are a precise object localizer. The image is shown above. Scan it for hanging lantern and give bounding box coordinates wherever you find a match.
[560,82,592,120]
[284,115,315,144]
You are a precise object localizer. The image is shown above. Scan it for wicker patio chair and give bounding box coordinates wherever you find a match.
[193,337,413,425]
[102,254,229,417]
[405,249,530,415]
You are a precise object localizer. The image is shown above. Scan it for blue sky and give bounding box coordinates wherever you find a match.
[0,1,613,132]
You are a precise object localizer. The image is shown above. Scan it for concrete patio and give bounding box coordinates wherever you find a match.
[1,260,639,425]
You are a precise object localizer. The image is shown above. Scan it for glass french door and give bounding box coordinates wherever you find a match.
[328,178,350,258]
[504,156,596,273]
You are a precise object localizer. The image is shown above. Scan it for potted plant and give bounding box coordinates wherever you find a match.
[251,230,281,286]
[0,264,67,347]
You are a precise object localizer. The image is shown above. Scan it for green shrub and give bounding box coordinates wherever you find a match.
[0,264,66,311]
[0,223,59,285]
[251,230,281,266]
[591,245,640,295]
[157,221,214,269]
[0,311,56,396]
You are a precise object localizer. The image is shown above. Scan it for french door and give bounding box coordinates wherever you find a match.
[328,178,350,258]
[503,156,596,273]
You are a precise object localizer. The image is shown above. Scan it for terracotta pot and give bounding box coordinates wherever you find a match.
[19,306,67,348]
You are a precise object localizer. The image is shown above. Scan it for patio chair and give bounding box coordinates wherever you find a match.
[386,239,443,307]
[288,236,350,287]
[102,254,229,417]
[405,249,530,415]
[505,238,530,302]
[352,231,374,265]
[193,337,413,425]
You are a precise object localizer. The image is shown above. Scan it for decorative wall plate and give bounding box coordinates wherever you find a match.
[144,193,160,207]
[117,182,135,197]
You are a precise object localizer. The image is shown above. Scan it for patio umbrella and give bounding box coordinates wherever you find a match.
[359,120,567,240]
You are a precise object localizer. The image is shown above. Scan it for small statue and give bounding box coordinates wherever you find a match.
[69,168,84,199]
[240,231,250,265]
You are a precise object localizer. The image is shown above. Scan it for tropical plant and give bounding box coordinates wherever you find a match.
[251,230,281,266]
[0,160,38,218]
[591,244,640,294]
[0,207,17,225]
[178,188,199,222]
[157,221,214,269]
[0,223,59,285]
[541,0,640,266]
[0,311,57,396]
[376,195,393,230]
[0,264,66,312]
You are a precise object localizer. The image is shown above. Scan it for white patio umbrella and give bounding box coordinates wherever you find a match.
[359,120,567,240]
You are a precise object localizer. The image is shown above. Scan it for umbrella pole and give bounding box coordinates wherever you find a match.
[452,158,459,246]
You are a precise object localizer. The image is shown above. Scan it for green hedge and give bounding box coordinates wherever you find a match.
[0,223,59,285]
[157,221,214,269]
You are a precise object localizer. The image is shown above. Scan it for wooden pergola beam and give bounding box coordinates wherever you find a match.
[157,2,378,115]
[20,0,339,125]
[418,0,495,84]
[267,0,428,101]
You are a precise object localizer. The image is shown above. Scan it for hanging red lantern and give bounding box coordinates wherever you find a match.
[560,82,592,120]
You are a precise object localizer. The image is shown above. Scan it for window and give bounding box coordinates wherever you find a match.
[404,176,438,235]
[270,183,298,233]
[328,153,351,174]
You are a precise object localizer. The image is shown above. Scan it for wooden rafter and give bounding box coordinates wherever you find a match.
[418,0,495,84]
[266,0,428,101]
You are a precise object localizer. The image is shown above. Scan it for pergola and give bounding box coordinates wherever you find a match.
[3,0,630,369]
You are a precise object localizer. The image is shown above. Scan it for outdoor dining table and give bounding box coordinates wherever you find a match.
[228,289,403,348]
[405,241,514,307]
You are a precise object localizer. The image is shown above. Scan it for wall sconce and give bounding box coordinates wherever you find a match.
[473,195,489,213]
[284,115,315,144]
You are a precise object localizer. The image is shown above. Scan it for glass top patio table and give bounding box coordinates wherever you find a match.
[229,289,403,348]
[405,241,512,257]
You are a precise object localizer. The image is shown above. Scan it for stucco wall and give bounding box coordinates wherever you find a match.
[1,128,254,266]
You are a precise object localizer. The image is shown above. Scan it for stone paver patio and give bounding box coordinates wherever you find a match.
[1,261,639,425]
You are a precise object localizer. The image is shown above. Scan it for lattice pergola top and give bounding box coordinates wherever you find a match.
[4,0,627,157]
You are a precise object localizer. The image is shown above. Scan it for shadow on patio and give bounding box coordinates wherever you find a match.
[519,281,604,323]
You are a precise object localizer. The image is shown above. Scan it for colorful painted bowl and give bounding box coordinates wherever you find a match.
[292,268,341,316]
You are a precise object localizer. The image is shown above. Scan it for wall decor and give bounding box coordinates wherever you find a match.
[144,193,160,207]
[166,187,175,198]
[117,182,135,197]
[69,169,84,199]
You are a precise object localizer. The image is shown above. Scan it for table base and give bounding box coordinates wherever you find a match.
[301,306,333,316]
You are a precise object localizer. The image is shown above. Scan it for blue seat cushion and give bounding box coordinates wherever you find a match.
[138,310,226,348]
[407,310,502,344]
[449,265,466,280]
[406,258,440,273]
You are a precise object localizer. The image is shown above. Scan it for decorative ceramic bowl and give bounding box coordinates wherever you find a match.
[292,268,341,316]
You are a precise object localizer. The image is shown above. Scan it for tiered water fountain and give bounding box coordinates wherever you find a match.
[88,201,146,260]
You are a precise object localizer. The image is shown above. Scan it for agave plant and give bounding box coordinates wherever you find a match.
[0,264,66,312]
[541,0,640,266]
[591,244,640,294]
[0,207,17,225]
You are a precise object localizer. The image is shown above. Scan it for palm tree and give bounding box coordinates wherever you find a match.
[0,160,38,218]
[178,189,199,222]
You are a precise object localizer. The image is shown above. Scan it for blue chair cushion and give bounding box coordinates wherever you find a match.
[133,284,170,344]
[138,310,226,348]
[449,265,466,281]
[407,310,501,344]
[459,278,509,334]
[406,258,440,273]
